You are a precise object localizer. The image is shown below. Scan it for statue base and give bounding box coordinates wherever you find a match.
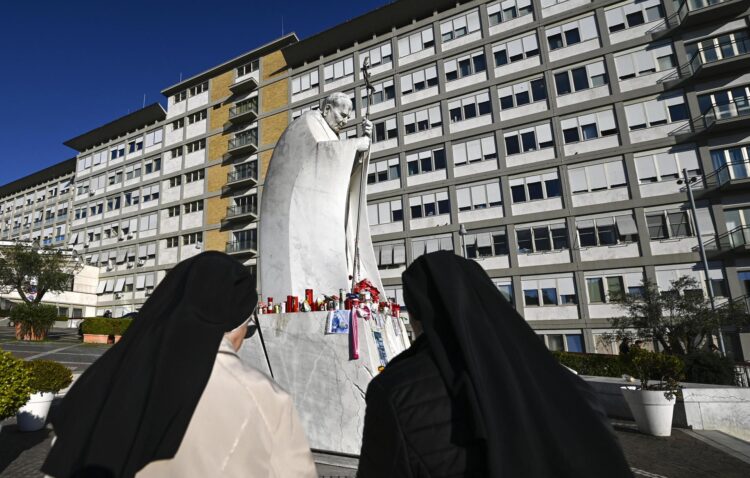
[238,311,408,455]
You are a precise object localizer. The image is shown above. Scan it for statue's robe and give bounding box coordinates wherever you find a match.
[259,111,384,302]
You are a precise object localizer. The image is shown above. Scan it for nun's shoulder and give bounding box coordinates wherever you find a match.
[367,340,441,399]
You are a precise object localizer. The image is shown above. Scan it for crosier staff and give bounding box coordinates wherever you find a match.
[350,58,376,292]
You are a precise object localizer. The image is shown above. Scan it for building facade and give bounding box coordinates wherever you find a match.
[274,0,750,356]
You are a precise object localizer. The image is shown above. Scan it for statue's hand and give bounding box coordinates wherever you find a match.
[356,136,371,152]
[362,119,372,138]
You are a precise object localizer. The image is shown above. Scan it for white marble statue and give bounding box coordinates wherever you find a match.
[259,92,385,302]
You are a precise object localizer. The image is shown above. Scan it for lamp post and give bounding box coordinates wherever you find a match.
[459,224,468,258]
[678,168,726,356]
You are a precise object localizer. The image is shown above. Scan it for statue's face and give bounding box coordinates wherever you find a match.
[323,99,352,133]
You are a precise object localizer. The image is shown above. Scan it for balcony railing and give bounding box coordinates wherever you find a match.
[704,160,750,189]
[663,0,742,29]
[226,239,257,254]
[227,164,257,184]
[227,129,258,155]
[703,226,750,252]
[226,202,258,219]
[703,97,750,130]
[659,37,750,84]
[228,99,258,123]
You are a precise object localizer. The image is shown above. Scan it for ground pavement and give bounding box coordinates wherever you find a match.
[2,324,750,477]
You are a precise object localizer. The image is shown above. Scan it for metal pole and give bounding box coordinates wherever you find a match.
[459,224,468,258]
[682,168,726,356]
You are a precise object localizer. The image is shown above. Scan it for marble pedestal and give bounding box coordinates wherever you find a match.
[238,311,408,455]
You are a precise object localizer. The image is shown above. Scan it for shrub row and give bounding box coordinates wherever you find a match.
[81,317,133,336]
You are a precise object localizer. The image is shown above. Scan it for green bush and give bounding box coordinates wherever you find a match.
[24,360,73,393]
[11,304,57,339]
[81,317,133,336]
[683,351,735,386]
[552,351,629,378]
[0,349,32,420]
[624,348,684,397]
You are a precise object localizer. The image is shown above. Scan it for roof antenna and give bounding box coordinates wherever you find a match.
[281,16,284,36]
[142,94,146,108]
[179,72,183,82]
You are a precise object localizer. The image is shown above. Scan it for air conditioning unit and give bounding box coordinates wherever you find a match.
[89,191,95,197]
[126,262,134,269]
[114,293,123,299]
[83,243,89,249]
[106,266,113,271]
[118,236,124,241]
[137,259,145,266]
[126,234,133,239]
[145,289,152,296]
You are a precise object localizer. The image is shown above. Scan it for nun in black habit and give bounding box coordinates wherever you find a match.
[358,251,632,478]
[40,251,264,477]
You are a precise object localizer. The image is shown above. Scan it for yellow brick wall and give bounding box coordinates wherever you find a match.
[259,150,274,183]
[210,103,229,131]
[261,80,288,113]
[205,229,228,252]
[259,112,287,149]
[206,162,229,194]
[261,50,287,81]
[206,196,229,225]
[210,70,234,103]
[208,134,228,163]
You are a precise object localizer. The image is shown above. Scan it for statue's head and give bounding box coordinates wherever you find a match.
[321,92,353,133]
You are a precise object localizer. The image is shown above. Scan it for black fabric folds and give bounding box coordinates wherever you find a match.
[402,251,632,478]
[41,251,257,478]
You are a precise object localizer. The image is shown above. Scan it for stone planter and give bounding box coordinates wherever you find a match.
[17,392,55,432]
[621,386,676,437]
[14,323,48,341]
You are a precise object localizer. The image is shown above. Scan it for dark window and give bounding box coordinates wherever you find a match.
[545,179,561,197]
[668,104,689,122]
[534,226,551,251]
[542,288,558,305]
[646,214,667,239]
[598,223,617,245]
[446,69,458,82]
[473,54,486,73]
[555,72,571,95]
[459,58,472,77]
[571,67,589,91]
[517,229,533,251]
[424,202,436,216]
[528,182,544,200]
[494,50,508,66]
[531,79,546,101]
[626,11,645,27]
[579,226,597,247]
[411,205,423,219]
[392,209,403,221]
[420,156,433,173]
[478,99,492,116]
[505,135,520,155]
[405,123,416,135]
[524,289,539,306]
[464,103,477,119]
[548,33,563,50]
[450,106,463,122]
[581,123,598,140]
[408,161,419,176]
[511,185,526,203]
[521,132,537,152]
[564,28,581,46]
[552,227,568,249]
[434,149,447,169]
[500,95,515,110]
[493,233,508,255]
[563,127,580,143]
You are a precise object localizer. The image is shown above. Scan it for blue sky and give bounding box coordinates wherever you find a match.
[0,0,388,185]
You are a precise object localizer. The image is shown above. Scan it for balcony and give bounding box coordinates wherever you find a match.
[659,37,750,87]
[704,160,750,192]
[228,99,258,124]
[221,201,258,227]
[222,164,257,194]
[225,238,257,256]
[704,226,750,258]
[229,75,259,95]
[660,0,747,32]
[670,98,750,141]
[226,129,258,157]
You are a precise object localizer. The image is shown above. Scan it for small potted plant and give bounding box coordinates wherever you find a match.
[81,317,133,344]
[11,304,57,341]
[16,359,73,432]
[620,348,684,437]
[0,349,32,432]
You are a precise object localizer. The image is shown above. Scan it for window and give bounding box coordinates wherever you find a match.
[110,144,125,160]
[585,272,643,303]
[291,69,319,95]
[554,61,608,96]
[400,65,439,96]
[89,201,103,216]
[614,44,676,80]
[499,77,547,109]
[74,207,87,220]
[187,110,206,124]
[504,123,554,155]
[687,31,750,66]
[368,199,404,225]
[569,160,628,193]
[169,176,182,188]
[186,139,206,153]
[324,56,354,84]
[166,236,179,248]
[635,148,700,183]
[167,205,180,217]
[185,169,205,183]
[374,241,406,268]
[403,105,442,135]
[453,135,497,166]
[373,117,398,143]
[510,172,561,203]
[646,210,693,239]
[367,158,400,184]
[108,170,123,186]
[411,234,454,258]
[522,276,577,306]
[487,0,533,26]
[362,79,395,107]
[141,185,160,203]
[561,110,618,143]
[546,16,598,50]
[409,191,451,218]
[292,103,319,120]
[144,157,161,174]
[697,86,750,116]
[465,229,508,258]
[624,93,688,130]
[236,59,259,77]
[170,146,183,158]
[189,82,208,96]
[406,148,446,176]
[184,200,203,213]
[172,118,185,130]
[456,181,502,211]
[445,51,486,82]
[128,138,143,154]
[710,144,750,179]
[448,91,492,122]
[492,33,539,66]
[440,9,481,43]
[360,41,393,69]
[173,90,187,103]
[577,214,638,247]
[397,27,435,58]
[106,195,121,212]
[125,163,142,180]
[605,0,664,33]
[516,223,568,252]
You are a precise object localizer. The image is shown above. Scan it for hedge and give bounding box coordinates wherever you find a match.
[81,317,133,336]
[24,360,73,393]
[0,349,32,420]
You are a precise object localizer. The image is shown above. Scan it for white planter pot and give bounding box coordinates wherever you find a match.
[621,386,676,437]
[17,392,55,432]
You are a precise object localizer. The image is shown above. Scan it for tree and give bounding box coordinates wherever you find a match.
[0,242,82,305]
[608,276,749,355]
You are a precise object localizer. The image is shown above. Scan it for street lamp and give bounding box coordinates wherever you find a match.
[458,224,468,258]
[677,168,726,356]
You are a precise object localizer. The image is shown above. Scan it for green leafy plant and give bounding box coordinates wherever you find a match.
[625,348,684,400]
[0,349,32,420]
[683,351,735,386]
[81,317,133,336]
[552,351,629,377]
[11,303,57,340]
[24,360,73,394]
[0,242,82,305]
